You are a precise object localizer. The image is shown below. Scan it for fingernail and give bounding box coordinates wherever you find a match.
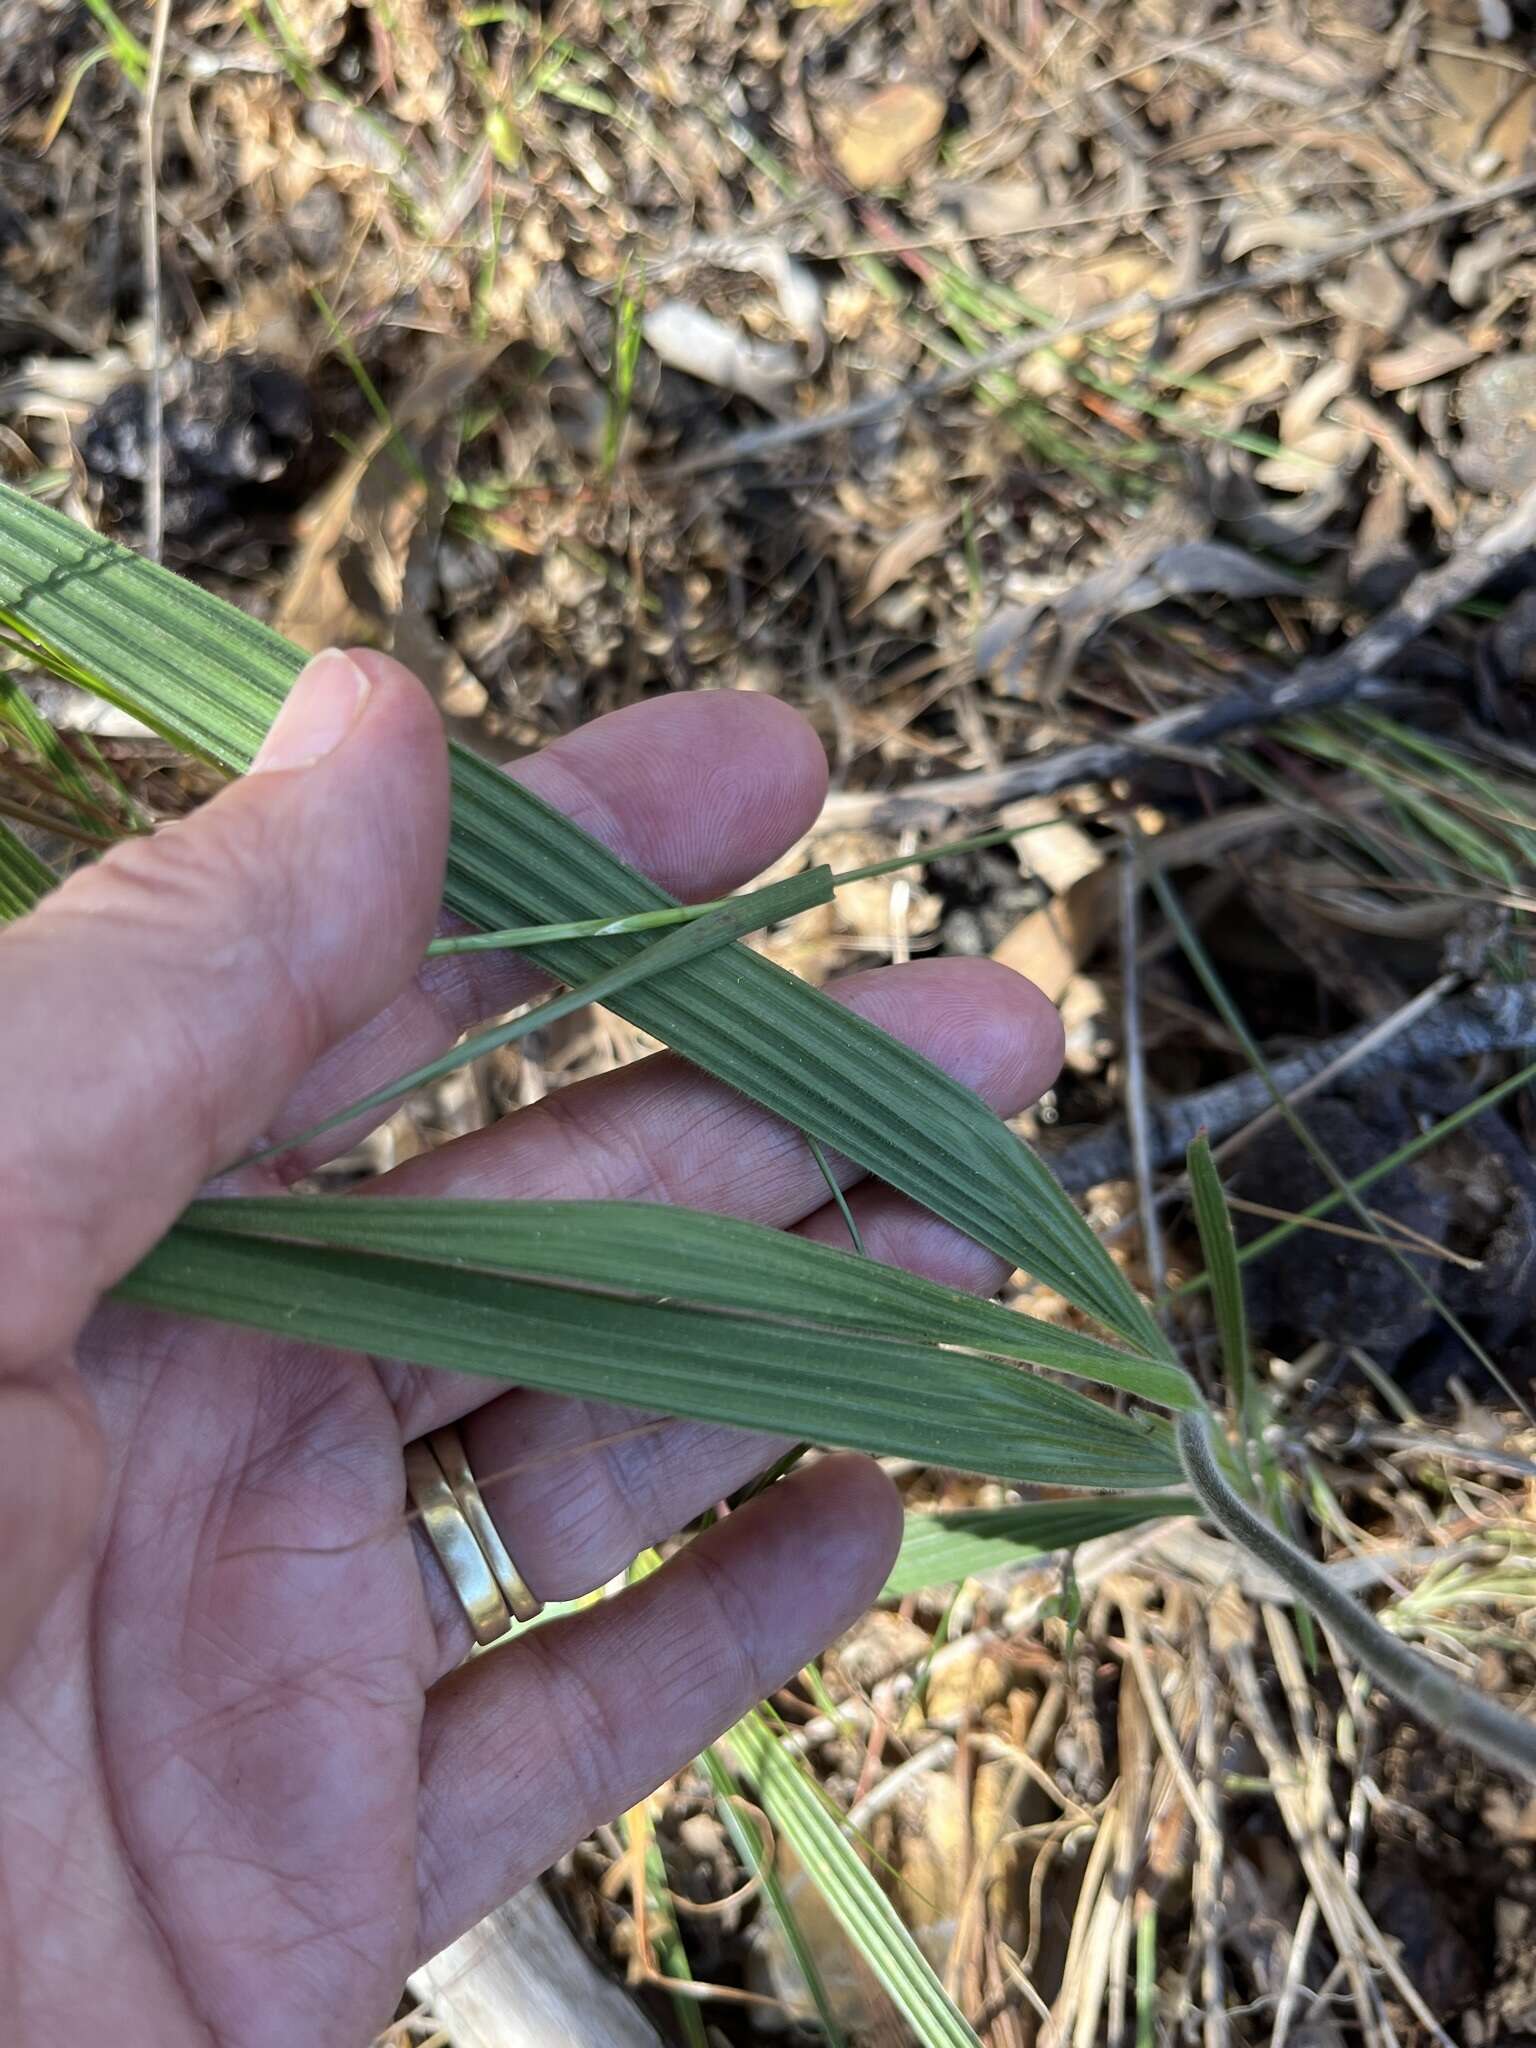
[251,649,372,773]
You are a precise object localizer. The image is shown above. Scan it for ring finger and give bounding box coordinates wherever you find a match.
[410,1165,1027,1677]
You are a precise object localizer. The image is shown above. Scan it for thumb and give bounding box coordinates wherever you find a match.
[0,647,451,1372]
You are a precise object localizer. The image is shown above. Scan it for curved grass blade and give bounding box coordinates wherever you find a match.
[725,1707,982,2048]
[0,820,56,921]
[0,485,1165,1355]
[247,867,833,1164]
[175,1196,1199,1411]
[1186,1131,1251,1428]
[118,1225,1182,1490]
[699,1745,848,2047]
[883,1494,1199,1599]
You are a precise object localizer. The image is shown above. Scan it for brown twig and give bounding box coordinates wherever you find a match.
[1119,847,1166,1292]
[139,0,174,565]
[823,474,1536,827]
[653,170,1536,484]
[1043,979,1536,1192]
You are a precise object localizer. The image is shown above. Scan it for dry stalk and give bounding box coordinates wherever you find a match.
[824,475,1536,826]
[139,0,174,565]
[1179,1411,1536,1786]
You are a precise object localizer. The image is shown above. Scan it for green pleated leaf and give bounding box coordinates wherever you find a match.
[178,1196,1198,1410]
[0,819,56,921]
[250,868,834,1163]
[1186,1132,1251,1418]
[0,673,120,836]
[883,1494,1198,1599]
[698,1744,848,2046]
[725,1706,982,2048]
[118,1218,1183,1490]
[0,484,1166,1356]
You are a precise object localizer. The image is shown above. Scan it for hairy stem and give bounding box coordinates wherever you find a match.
[1176,1410,1536,1785]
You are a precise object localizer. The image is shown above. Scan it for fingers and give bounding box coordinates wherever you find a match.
[796,1180,1013,1293]
[385,956,1059,1213]
[0,1363,104,1679]
[264,685,830,1166]
[0,649,450,1369]
[410,1148,1028,1679]
[414,1453,901,1957]
[412,1407,786,1673]
[382,955,1061,1442]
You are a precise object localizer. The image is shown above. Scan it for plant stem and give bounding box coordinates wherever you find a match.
[425,817,1074,959]
[1176,1410,1536,1785]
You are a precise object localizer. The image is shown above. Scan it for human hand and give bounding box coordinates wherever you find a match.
[0,650,1062,2045]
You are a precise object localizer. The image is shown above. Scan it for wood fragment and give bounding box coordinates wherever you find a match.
[1042,979,1536,1192]
[823,475,1536,826]
[407,1886,662,2048]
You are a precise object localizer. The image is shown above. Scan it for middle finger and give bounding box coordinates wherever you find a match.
[376,954,1060,1444]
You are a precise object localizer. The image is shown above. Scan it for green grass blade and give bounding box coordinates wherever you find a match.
[698,1745,848,2046]
[248,867,834,1162]
[174,1196,1199,1411]
[1150,864,1532,1420]
[0,676,127,836]
[117,1222,1183,1490]
[0,821,57,921]
[725,1706,982,2048]
[0,485,1165,1355]
[1185,1132,1250,1423]
[808,1131,867,1258]
[883,1494,1198,1599]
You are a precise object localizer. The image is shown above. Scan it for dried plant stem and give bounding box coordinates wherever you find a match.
[1177,1411,1536,1785]
[657,171,1536,482]
[824,474,1536,826]
[1046,979,1536,1193]
[139,0,174,564]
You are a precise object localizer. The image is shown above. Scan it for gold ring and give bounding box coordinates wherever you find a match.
[405,1440,512,1645]
[428,1426,544,1624]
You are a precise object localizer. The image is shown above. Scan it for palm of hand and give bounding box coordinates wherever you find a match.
[0,667,1058,2048]
[6,1315,431,2043]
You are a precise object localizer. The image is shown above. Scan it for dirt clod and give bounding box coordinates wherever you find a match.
[81,357,313,548]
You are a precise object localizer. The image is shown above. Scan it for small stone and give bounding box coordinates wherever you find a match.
[1454,354,1536,496]
[285,184,346,272]
[830,83,946,192]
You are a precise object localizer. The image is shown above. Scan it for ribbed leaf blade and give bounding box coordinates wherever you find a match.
[0,819,55,921]
[178,1196,1198,1409]
[118,1220,1183,1490]
[1186,1132,1251,1416]
[725,1706,982,2048]
[0,484,1166,1355]
[883,1494,1198,1599]
[697,1744,848,2045]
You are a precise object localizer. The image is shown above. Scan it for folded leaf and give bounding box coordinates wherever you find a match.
[119,1221,1183,1490]
[0,485,1167,1356]
[884,1494,1197,1599]
[725,1706,982,2048]
[179,1196,1198,1411]
[0,819,55,921]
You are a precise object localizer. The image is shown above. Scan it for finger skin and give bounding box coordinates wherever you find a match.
[410,1052,1045,1677]
[266,678,831,1166]
[414,1453,901,1955]
[0,1370,103,1681]
[381,956,1061,1214]
[382,955,1062,1442]
[0,651,450,1371]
